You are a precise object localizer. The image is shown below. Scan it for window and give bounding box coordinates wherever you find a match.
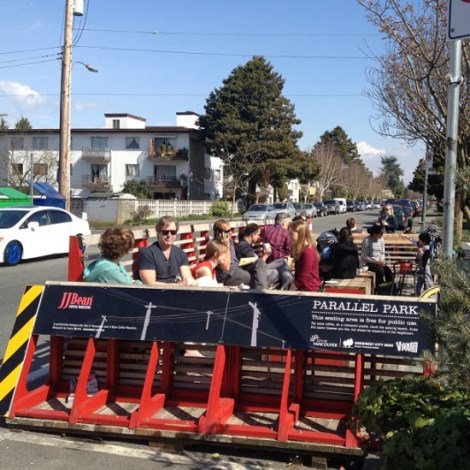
[26,211,50,227]
[11,163,23,175]
[49,210,71,224]
[125,137,140,149]
[155,137,176,150]
[155,165,176,181]
[113,119,120,129]
[32,136,48,150]
[33,163,48,177]
[214,169,221,182]
[91,164,108,182]
[11,137,24,150]
[125,164,139,177]
[90,137,108,149]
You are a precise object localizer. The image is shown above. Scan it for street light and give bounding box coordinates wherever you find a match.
[58,0,97,210]
[75,61,98,73]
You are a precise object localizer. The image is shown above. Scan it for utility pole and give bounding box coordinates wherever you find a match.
[442,40,462,258]
[58,0,74,210]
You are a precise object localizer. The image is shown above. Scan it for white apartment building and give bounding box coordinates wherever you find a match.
[0,111,223,201]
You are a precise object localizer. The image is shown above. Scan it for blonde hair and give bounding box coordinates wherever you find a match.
[290,220,315,261]
[204,240,228,260]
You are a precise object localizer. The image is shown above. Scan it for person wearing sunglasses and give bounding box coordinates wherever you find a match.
[213,219,257,288]
[137,215,197,286]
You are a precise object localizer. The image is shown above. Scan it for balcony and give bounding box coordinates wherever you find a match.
[82,175,111,189]
[81,148,112,162]
[148,142,188,161]
[146,176,181,188]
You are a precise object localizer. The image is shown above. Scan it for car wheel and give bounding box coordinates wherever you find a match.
[4,240,23,266]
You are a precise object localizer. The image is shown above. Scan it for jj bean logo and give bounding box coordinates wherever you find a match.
[58,292,94,310]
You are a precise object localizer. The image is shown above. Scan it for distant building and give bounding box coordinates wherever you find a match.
[0,112,223,201]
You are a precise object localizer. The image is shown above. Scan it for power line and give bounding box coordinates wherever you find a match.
[0,53,61,65]
[0,47,61,56]
[77,44,370,60]
[79,27,379,38]
[0,58,59,70]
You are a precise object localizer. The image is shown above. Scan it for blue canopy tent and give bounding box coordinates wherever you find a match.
[28,182,66,209]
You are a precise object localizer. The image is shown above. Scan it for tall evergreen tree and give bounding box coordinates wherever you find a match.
[317,126,361,165]
[380,155,405,197]
[198,56,303,202]
[15,117,32,130]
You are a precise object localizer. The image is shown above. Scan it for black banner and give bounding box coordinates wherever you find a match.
[33,284,436,357]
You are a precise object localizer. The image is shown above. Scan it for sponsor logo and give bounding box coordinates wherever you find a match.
[309,334,337,348]
[342,338,354,348]
[58,292,94,310]
[395,341,418,353]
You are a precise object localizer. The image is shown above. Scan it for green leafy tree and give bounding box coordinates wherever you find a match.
[0,118,8,131]
[198,56,303,203]
[317,126,361,165]
[380,156,405,197]
[15,117,32,130]
[122,179,152,199]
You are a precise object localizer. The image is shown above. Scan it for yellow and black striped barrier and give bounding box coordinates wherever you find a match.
[0,285,43,416]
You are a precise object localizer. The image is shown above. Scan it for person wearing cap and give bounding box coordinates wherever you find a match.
[360,223,393,287]
[263,211,291,262]
[137,216,197,286]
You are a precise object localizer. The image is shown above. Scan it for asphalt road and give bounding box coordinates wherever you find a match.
[0,209,383,469]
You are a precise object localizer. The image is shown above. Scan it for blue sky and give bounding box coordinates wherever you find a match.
[0,0,425,183]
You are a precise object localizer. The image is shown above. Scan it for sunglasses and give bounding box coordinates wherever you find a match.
[161,230,177,236]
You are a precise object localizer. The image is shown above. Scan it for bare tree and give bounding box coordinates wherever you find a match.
[342,162,372,200]
[357,0,470,240]
[0,145,58,190]
[313,143,345,201]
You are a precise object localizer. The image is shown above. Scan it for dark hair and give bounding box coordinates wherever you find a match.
[338,227,353,243]
[292,214,307,222]
[419,232,431,244]
[156,216,179,234]
[243,223,260,237]
[346,218,356,230]
[99,225,134,261]
[367,223,383,236]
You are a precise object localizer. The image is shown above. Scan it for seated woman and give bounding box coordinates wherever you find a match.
[361,223,393,286]
[288,220,322,292]
[328,227,359,279]
[191,240,228,286]
[379,205,397,233]
[84,225,142,284]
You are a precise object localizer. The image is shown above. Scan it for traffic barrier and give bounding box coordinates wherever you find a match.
[0,283,436,457]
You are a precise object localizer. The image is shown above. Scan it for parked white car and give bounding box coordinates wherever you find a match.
[0,206,91,266]
[242,204,276,224]
[270,202,296,219]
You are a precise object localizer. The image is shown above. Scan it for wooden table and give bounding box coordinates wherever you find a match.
[323,275,373,296]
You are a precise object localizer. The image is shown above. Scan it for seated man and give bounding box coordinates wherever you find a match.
[213,219,266,290]
[137,215,197,286]
[237,223,293,290]
[263,212,291,262]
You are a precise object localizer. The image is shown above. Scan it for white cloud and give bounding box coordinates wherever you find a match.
[0,81,46,108]
[357,141,386,158]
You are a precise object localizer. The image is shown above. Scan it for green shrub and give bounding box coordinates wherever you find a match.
[209,200,230,217]
[352,376,470,469]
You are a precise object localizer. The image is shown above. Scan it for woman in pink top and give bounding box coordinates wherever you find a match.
[192,240,228,285]
[289,219,322,292]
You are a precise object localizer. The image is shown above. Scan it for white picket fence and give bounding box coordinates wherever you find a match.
[135,199,216,218]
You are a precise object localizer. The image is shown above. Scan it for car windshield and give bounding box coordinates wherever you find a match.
[304,204,313,209]
[324,200,335,205]
[273,203,287,209]
[247,204,267,212]
[0,210,27,229]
